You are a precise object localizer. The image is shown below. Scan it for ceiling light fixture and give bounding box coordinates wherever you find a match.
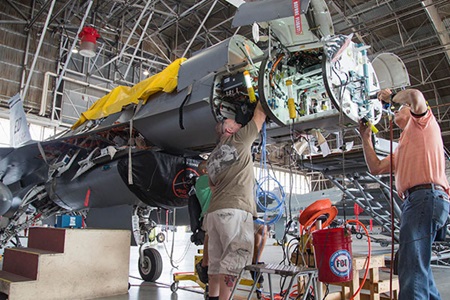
[78,26,100,58]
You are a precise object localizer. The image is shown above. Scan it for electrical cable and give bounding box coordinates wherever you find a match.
[388,108,395,300]
[275,119,299,266]
[367,102,396,300]
[269,54,285,87]
[161,209,193,267]
[345,219,372,300]
[255,122,286,226]
[288,121,295,223]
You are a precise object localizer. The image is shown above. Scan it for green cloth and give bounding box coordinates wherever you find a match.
[195,174,211,219]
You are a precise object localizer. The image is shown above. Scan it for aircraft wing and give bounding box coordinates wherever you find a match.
[0,143,48,186]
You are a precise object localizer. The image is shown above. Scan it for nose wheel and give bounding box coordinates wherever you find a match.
[138,248,163,282]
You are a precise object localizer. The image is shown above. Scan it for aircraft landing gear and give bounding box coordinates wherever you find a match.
[138,247,163,282]
[133,206,164,282]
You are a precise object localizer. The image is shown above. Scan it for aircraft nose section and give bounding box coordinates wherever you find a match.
[0,182,13,216]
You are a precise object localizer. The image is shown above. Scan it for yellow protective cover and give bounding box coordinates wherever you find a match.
[72,57,186,129]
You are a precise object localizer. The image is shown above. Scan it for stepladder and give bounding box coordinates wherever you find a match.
[229,263,319,300]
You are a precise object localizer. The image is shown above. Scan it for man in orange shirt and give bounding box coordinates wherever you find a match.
[359,88,449,299]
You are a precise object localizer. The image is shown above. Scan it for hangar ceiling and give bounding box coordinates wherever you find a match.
[0,0,450,155]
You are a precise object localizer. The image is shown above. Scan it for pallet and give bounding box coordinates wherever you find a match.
[326,254,399,300]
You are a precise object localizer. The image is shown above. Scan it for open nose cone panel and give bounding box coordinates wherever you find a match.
[231,0,407,133]
[258,40,384,130]
[372,53,410,90]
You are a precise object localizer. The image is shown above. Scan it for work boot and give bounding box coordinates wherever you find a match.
[250,270,264,284]
[250,262,264,284]
[195,259,208,284]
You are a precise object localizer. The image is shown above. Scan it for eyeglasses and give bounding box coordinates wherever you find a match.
[391,104,410,113]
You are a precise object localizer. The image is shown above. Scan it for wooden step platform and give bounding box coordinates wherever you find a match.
[326,254,399,300]
[0,227,131,300]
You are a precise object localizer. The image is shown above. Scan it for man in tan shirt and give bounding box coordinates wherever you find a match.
[205,101,266,300]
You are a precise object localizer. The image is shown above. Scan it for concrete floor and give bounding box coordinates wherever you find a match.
[98,229,450,300]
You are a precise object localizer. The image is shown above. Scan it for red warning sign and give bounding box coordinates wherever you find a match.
[292,0,302,35]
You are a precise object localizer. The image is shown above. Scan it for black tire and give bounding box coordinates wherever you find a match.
[170,281,179,292]
[380,241,389,247]
[356,232,363,240]
[156,232,165,243]
[138,248,163,282]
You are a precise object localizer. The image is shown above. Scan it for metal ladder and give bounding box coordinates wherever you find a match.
[229,263,319,300]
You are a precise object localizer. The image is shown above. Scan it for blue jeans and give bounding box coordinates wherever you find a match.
[398,188,449,300]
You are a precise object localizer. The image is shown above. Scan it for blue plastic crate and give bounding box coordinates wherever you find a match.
[56,215,82,228]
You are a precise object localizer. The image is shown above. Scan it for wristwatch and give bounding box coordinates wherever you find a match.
[390,92,397,102]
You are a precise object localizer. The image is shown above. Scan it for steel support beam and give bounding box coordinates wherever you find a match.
[93,0,153,75]
[24,0,53,31]
[421,0,450,65]
[21,0,56,101]
[182,0,218,57]
[124,11,154,79]
[5,0,28,20]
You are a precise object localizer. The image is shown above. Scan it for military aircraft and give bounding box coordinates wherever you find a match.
[0,0,408,282]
